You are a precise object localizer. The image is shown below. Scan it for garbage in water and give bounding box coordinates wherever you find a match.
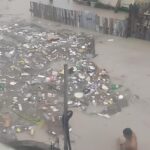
[74,92,84,99]
[97,113,110,119]
[107,39,114,42]
[0,22,131,142]
[118,95,124,100]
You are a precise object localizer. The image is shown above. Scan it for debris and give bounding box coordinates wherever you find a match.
[23,44,30,49]
[118,95,124,100]
[21,73,30,76]
[0,83,5,91]
[47,34,59,42]
[68,101,73,105]
[97,113,110,119]
[18,104,23,111]
[52,131,56,135]
[28,127,35,136]
[78,73,85,79]
[16,128,21,133]
[0,22,131,141]
[107,39,114,42]
[111,84,122,90]
[2,113,12,128]
[69,128,72,132]
[10,82,17,86]
[102,84,109,91]
[74,92,84,99]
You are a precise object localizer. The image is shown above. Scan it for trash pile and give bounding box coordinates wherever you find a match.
[0,22,129,141]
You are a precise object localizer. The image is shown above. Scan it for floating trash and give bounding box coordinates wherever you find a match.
[0,22,131,142]
[118,95,124,100]
[74,92,84,99]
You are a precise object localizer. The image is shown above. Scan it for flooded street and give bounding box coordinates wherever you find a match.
[0,1,150,150]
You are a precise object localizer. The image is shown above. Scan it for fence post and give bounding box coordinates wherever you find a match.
[109,18,114,35]
[95,15,100,32]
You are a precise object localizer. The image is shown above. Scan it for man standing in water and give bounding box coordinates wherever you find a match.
[119,128,137,150]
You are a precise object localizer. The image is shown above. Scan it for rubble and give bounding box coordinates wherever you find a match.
[0,22,130,142]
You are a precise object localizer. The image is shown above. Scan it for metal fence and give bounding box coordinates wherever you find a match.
[30,1,128,37]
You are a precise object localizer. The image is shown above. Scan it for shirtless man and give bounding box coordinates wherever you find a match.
[119,128,137,150]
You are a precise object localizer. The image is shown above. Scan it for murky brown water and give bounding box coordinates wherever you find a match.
[0,0,75,20]
[0,1,129,150]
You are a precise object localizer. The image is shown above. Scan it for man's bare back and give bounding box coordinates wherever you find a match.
[120,128,137,150]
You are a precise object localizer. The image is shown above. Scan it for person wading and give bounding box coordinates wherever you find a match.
[119,128,137,150]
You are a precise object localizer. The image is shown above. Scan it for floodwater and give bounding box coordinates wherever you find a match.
[0,0,30,20]
[2,1,150,150]
[33,0,74,9]
[0,0,127,21]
